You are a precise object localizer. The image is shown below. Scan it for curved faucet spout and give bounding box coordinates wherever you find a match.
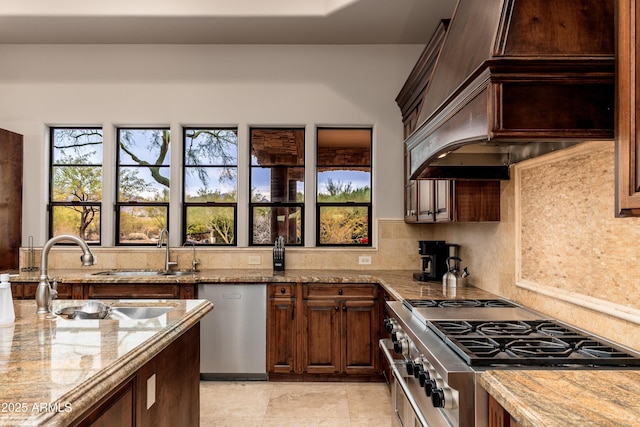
[36,235,95,317]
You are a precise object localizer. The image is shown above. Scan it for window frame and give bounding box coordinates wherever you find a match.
[315,127,373,247]
[115,127,171,246]
[249,127,305,246]
[182,127,239,246]
[48,126,103,245]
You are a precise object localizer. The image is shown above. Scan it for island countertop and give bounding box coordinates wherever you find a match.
[479,369,640,427]
[0,299,212,427]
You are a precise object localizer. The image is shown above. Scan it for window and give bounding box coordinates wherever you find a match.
[249,128,304,246]
[183,128,238,245]
[316,127,372,246]
[49,127,103,244]
[116,128,170,245]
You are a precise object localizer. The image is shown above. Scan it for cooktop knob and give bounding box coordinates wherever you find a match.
[431,389,445,408]
[419,371,429,387]
[405,360,415,376]
[424,379,436,397]
[413,364,423,379]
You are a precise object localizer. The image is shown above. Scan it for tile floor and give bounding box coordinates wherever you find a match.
[200,381,392,426]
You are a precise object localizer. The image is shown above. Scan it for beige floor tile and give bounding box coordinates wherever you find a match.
[200,380,392,426]
[200,416,265,427]
[345,383,392,418]
[266,383,350,419]
[200,381,273,418]
[262,418,352,426]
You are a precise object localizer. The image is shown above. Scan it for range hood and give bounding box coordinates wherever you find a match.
[406,0,615,180]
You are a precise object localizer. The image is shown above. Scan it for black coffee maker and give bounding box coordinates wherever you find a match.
[413,240,451,282]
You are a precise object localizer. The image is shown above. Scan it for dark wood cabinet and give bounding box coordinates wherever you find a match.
[267,283,381,380]
[267,284,297,374]
[301,284,379,376]
[72,323,200,427]
[616,0,640,215]
[0,129,23,270]
[488,395,521,427]
[414,180,500,223]
[84,283,188,299]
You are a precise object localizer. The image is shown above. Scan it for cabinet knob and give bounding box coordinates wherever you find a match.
[342,306,346,311]
[338,289,343,295]
[280,288,286,294]
[335,306,339,311]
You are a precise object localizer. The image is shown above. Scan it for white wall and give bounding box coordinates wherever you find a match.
[0,44,421,246]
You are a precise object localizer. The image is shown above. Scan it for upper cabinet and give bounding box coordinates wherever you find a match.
[616,0,640,215]
[0,129,23,270]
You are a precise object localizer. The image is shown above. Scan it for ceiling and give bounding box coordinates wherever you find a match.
[0,0,455,44]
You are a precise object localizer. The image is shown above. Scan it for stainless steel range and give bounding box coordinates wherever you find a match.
[380,298,640,427]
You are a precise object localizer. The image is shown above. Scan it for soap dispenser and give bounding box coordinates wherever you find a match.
[0,274,15,325]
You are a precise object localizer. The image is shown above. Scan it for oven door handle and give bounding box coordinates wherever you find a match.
[379,339,430,427]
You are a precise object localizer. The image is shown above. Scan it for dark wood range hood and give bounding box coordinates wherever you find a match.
[406,0,615,180]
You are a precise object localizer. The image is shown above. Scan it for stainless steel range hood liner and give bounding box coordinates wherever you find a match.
[406,0,615,180]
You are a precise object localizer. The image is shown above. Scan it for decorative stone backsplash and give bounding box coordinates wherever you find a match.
[19,219,434,272]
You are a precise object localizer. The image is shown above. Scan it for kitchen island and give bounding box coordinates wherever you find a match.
[0,299,212,426]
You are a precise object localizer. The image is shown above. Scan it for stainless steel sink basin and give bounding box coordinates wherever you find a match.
[56,302,174,320]
[110,306,173,320]
[91,269,195,277]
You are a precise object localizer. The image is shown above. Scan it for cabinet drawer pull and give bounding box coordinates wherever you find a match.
[338,289,343,295]
[280,287,286,294]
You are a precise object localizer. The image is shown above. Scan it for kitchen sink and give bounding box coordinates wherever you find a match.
[110,306,173,320]
[56,302,174,320]
[91,269,195,277]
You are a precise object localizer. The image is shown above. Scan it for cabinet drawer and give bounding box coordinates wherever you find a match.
[85,283,180,299]
[23,282,73,299]
[269,284,295,298]
[304,284,378,299]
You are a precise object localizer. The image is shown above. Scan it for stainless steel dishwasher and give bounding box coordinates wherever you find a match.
[198,284,267,380]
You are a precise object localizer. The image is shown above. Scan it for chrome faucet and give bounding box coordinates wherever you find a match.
[157,229,177,272]
[183,240,200,272]
[37,235,95,317]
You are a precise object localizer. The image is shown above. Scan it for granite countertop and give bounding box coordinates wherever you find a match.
[479,370,640,427]
[0,299,212,427]
[10,268,499,302]
[9,269,639,426]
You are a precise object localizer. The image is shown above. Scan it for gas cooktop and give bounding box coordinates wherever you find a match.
[404,299,517,309]
[428,319,640,367]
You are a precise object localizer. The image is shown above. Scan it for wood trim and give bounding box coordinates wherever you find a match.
[616,0,640,214]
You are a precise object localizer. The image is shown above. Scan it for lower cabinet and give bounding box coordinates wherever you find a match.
[73,323,200,427]
[267,284,297,374]
[267,283,381,379]
[488,395,521,427]
[13,282,195,300]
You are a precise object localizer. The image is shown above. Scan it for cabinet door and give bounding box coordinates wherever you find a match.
[434,180,452,222]
[267,285,297,373]
[88,382,134,427]
[616,0,640,215]
[302,299,341,374]
[0,129,22,270]
[417,180,435,221]
[342,299,379,375]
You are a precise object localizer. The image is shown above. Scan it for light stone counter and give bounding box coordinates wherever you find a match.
[10,268,499,301]
[0,299,212,426]
[479,370,640,427]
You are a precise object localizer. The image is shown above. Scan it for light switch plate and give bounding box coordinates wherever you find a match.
[146,374,156,409]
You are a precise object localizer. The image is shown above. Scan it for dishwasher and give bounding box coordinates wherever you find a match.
[198,284,267,380]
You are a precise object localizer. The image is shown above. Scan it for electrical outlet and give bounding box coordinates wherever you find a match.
[146,374,156,409]
[359,255,372,265]
[248,256,261,265]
